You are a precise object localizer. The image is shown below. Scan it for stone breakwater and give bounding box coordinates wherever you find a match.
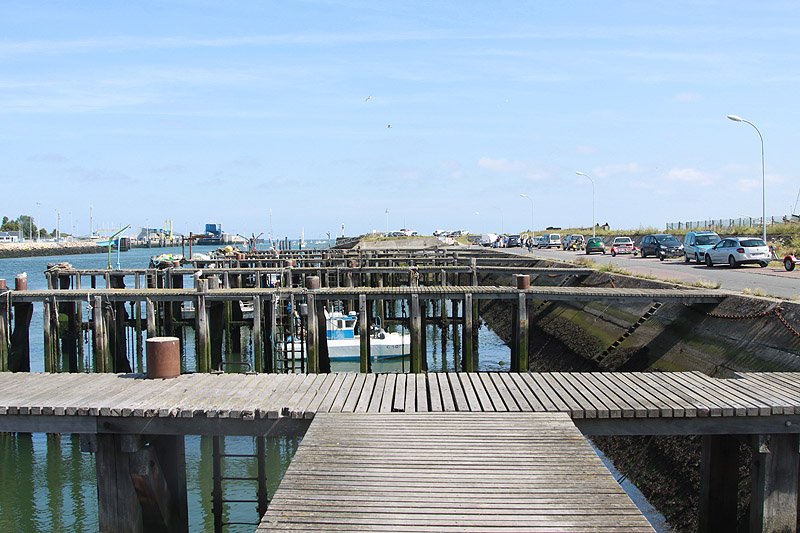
[0,241,105,259]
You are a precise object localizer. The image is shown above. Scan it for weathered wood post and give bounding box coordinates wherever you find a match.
[410,293,423,373]
[58,273,78,372]
[306,292,320,373]
[93,295,111,373]
[9,274,33,372]
[749,434,799,532]
[195,280,211,373]
[698,435,739,532]
[92,434,189,533]
[511,277,530,372]
[110,274,132,374]
[146,298,157,339]
[0,280,8,371]
[252,296,263,373]
[359,294,371,373]
[462,293,474,372]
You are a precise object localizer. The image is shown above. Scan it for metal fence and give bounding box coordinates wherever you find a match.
[665,215,794,231]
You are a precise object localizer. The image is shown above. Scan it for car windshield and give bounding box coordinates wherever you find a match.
[740,239,767,247]
[656,236,680,245]
[696,235,720,245]
[614,238,632,244]
[588,238,603,244]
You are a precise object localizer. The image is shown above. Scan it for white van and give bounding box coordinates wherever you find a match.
[537,233,561,248]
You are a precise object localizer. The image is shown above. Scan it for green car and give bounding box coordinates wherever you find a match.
[585,237,605,255]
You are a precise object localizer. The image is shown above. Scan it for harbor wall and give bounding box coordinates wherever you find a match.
[0,241,105,259]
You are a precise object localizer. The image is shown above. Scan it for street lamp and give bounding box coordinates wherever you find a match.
[728,115,767,243]
[55,209,60,241]
[519,193,534,239]
[385,209,389,234]
[36,202,41,242]
[575,171,596,237]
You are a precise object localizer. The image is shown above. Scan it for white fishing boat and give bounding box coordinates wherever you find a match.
[324,310,410,361]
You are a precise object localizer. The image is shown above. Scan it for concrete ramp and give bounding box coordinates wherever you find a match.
[259,412,654,532]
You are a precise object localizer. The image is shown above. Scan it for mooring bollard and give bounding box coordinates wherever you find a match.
[0,279,6,290]
[516,274,530,290]
[146,336,181,378]
[307,275,321,290]
[15,273,27,291]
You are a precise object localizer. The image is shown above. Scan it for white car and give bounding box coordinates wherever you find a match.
[704,237,771,267]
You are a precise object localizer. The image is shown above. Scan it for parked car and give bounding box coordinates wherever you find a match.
[507,234,522,247]
[704,237,770,267]
[640,234,684,261]
[683,231,721,263]
[564,234,585,251]
[585,237,605,254]
[537,233,561,248]
[609,236,636,256]
[480,233,498,247]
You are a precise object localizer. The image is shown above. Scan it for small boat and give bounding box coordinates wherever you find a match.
[325,310,410,361]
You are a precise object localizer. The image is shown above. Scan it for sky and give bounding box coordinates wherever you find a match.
[1,1,800,240]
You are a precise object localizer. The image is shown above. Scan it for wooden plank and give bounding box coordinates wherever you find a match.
[307,373,346,416]
[427,373,443,412]
[466,372,494,412]
[538,372,585,418]
[488,372,521,412]
[367,374,387,413]
[732,374,796,415]
[404,373,416,413]
[574,373,636,418]
[415,374,428,412]
[393,373,406,413]
[326,373,358,414]
[658,372,725,417]
[690,373,770,416]
[378,373,397,413]
[455,373,481,412]
[342,373,367,413]
[561,372,616,418]
[520,372,564,413]
[446,373,469,411]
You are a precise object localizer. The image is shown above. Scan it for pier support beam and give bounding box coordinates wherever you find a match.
[511,294,528,372]
[9,275,32,372]
[306,293,320,373]
[195,291,211,373]
[93,296,111,373]
[462,294,474,372]
[0,289,8,371]
[253,296,263,373]
[410,294,423,373]
[94,434,188,533]
[359,294,371,373]
[750,434,799,532]
[699,435,739,533]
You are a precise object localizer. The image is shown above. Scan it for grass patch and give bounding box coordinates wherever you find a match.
[598,263,633,276]
[663,278,722,289]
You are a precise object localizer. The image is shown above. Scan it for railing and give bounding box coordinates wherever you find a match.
[665,215,790,231]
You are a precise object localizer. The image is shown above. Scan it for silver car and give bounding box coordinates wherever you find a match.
[704,237,770,267]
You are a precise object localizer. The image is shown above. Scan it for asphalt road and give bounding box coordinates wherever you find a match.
[500,245,800,300]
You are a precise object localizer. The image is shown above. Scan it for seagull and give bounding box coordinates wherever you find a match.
[365,96,372,102]
[387,124,392,128]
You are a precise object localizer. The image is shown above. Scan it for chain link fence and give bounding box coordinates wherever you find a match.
[665,215,794,231]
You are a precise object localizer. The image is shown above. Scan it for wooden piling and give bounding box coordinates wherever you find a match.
[306,293,320,373]
[750,434,800,531]
[462,294,474,372]
[0,291,8,372]
[9,275,33,372]
[359,294,371,373]
[410,294,423,373]
[93,296,110,373]
[512,293,528,372]
[699,435,739,532]
[146,299,156,339]
[253,296,263,373]
[195,281,211,373]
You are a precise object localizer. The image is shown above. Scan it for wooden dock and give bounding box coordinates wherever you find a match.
[258,412,655,532]
[1,370,799,531]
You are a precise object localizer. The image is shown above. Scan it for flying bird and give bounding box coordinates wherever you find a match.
[365,96,372,102]
[386,124,392,128]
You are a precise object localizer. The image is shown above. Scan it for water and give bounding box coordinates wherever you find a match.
[0,245,514,531]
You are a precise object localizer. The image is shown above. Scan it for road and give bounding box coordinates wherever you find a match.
[500,246,800,300]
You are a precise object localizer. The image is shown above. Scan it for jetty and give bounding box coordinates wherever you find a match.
[0,246,798,531]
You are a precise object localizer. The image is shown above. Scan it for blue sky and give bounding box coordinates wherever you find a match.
[1,1,799,240]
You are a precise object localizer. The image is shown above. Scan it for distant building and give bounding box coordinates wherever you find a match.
[0,231,22,243]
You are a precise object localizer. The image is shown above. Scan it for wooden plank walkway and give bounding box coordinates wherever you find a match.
[258,412,655,532]
[0,371,799,436]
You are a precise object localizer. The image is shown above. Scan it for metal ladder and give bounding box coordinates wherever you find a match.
[594,302,663,366]
[211,436,269,532]
[273,294,304,373]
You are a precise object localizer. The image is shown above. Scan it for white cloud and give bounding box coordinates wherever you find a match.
[671,92,701,103]
[734,178,760,193]
[476,157,550,181]
[593,163,644,178]
[663,168,716,186]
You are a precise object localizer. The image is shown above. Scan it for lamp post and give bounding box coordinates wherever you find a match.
[55,209,60,241]
[36,202,41,242]
[519,193,534,239]
[385,209,389,234]
[575,171,596,237]
[728,115,767,243]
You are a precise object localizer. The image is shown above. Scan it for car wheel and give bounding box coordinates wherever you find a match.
[728,255,738,268]
[695,253,700,263]
[611,250,616,257]
[759,261,768,268]
[659,252,665,261]
[684,253,690,263]
[602,250,606,254]
[585,250,589,255]
[641,248,647,258]
[786,258,796,272]
[705,254,714,267]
